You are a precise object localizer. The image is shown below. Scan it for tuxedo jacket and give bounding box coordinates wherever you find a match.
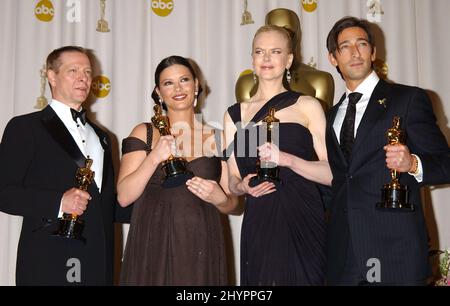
[325,79,450,284]
[0,106,117,285]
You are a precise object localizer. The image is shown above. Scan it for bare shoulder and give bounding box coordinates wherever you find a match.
[296,96,326,127]
[297,95,324,111]
[129,122,150,142]
[223,108,234,125]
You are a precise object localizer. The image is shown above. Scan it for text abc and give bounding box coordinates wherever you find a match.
[92,82,111,91]
[35,5,54,16]
[151,0,174,10]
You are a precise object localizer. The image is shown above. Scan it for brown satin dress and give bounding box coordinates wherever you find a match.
[120,124,227,285]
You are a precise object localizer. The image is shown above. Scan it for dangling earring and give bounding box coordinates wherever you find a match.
[253,71,257,84]
[286,69,291,84]
[194,91,198,107]
[158,96,166,114]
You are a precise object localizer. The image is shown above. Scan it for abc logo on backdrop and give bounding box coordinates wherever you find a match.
[302,0,318,13]
[91,75,111,98]
[151,0,174,17]
[35,0,54,22]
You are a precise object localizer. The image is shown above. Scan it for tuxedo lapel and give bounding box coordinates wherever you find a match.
[40,106,86,168]
[351,80,390,159]
[87,119,111,193]
[327,93,346,163]
[87,119,109,152]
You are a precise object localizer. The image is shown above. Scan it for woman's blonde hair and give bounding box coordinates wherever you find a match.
[252,25,293,54]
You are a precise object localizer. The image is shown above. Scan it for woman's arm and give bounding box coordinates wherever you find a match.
[258,96,333,186]
[186,161,240,214]
[116,123,174,206]
[223,111,276,197]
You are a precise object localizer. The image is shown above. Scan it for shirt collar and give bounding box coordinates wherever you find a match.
[345,70,380,99]
[49,99,84,126]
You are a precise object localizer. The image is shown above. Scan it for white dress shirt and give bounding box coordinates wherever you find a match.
[332,71,423,182]
[333,71,379,138]
[50,99,105,216]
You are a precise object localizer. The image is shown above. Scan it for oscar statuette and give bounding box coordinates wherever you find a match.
[240,0,254,25]
[249,107,281,187]
[151,104,194,188]
[376,116,415,211]
[53,158,95,241]
[35,64,48,110]
[96,0,110,32]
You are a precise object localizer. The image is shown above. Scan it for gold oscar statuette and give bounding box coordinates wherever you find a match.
[376,117,414,211]
[151,104,194,188]
[249,107,281,187]
[53,158,95,241]
[35,64,48,109]
[96,0,110,32]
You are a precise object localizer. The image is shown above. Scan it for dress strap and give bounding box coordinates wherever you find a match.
[223,104,241,161]
[227,103,242,125]
[145,123,153,155]
[251,91,301,125]
[212,128,225,159]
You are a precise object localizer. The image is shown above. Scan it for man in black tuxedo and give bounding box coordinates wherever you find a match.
[325,17,450,285]
[0,46,118,285]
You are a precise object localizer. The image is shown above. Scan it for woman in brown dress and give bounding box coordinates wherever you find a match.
[117,55,238,285]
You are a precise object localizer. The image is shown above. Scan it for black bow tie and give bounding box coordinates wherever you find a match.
[70,108,87,125]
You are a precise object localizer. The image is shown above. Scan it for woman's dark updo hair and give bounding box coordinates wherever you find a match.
[151,55,203,108]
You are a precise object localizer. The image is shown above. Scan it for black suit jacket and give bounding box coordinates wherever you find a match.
[0,106,117,285]
[325,79,450,284]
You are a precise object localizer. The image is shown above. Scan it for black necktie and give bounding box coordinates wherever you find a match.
[340,92,363,163]
[70,108,87,125]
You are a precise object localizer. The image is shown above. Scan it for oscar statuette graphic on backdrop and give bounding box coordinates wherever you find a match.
[35,64,48,109]
[240,0,254,25]
[96,0,110,32]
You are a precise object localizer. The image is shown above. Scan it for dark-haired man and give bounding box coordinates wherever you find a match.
[325,17,450,285]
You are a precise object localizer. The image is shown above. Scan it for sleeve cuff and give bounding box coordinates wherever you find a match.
[408,154,423,183]
[57,196,64,218]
